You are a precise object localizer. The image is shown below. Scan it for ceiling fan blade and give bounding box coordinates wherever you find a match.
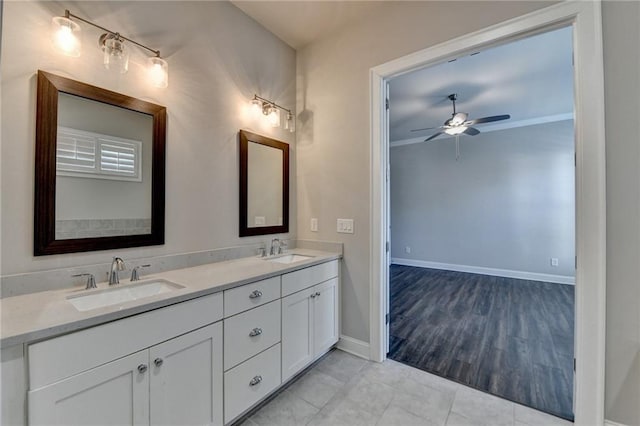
[463,127,480,136]
[465,114,511,125]
[410,126,438,132]
[424,132,444,142]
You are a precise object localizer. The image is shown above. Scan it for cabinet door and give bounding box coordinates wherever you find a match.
[28,350,149,426]
[149,322,223,426]
[313,278,339,356]
[281,288,314,381]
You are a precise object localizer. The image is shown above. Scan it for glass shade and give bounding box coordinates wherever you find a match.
[102,36,129,74]
[444,126,467,135]
[285,112,295,133]
[267,106,280,127]
[51,17,81,57]
[250,98,262,115]
[148,57,169,88]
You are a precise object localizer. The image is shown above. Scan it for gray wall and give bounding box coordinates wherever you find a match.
[1,0,296,275]
[602,1,640,424]
[390,121,575,278]
[296,1,639,424]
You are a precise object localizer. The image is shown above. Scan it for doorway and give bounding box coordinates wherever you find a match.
[369,3,606,425]
[386,26,575,419]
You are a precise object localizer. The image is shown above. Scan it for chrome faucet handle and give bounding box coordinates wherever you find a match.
[270,238,280,256]
[279,240,288,254]
[258,244,267,258]
[109,257,126,285]
[73,273,97,290]
[130,264,151,281]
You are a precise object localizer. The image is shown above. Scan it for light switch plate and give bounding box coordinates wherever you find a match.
[311,218,318,232]
[337,218,354,234]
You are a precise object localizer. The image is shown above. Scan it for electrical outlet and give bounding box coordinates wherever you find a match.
[405,246,411,254]
[551,258,559,267]
[310,218,318,232]
[337,218,354,234]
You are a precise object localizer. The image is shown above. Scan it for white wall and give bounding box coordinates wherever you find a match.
[296,1,639,424]
[390,121,575,278]
[0,1,296,275]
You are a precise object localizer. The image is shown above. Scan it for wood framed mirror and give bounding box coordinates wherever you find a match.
[34,70,166,255]
[239,130,289,237]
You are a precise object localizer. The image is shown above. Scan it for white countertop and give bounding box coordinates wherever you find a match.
[0,249,341,348]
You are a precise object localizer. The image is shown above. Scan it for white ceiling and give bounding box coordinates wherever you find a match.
[230,1,387,49]
[389,26,574,143]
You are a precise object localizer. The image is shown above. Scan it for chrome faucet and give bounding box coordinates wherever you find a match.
[130,264,150,281]
[109,257,126,285]
[269,238,280,256]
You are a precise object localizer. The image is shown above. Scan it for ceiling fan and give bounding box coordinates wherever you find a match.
[411,94,511,142]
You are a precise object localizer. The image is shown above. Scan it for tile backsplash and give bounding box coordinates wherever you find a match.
[0,240,342,298]
[55,218,151,239]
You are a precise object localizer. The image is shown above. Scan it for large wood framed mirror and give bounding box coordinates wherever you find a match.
[239,130,289,237]
[34,70,166,255]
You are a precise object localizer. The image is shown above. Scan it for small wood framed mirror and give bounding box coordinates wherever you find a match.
[239,130,289,237]
[34,70,167,255]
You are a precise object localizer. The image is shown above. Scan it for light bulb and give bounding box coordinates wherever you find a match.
[148,57,169,88]
[51,17,81,57]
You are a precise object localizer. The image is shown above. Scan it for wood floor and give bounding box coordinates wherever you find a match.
[388,265,575,420]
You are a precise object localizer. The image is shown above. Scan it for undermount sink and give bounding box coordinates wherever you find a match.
[67,279,184,312]
[265,254,314,264]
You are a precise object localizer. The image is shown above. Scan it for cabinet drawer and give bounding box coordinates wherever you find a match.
[224,343,281,424]
[224,300,281,370]
[224,276,281,317]
[29,292,223,389]
[281,260,339,297]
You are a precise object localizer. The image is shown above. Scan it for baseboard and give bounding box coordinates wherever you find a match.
[391,258,576,285]
[605,420,629,426]
[337,335,370,360]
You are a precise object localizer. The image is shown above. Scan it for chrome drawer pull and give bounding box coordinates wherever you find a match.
[154,358,164,367]
[249,327,263,337]
[249,290,263,299]
[137,364,148,374]
[249,375,263,386]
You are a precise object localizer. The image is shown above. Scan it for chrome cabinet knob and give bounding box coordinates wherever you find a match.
[249,375,263,386]
[154,358,163,367]
[315,292,321,297]
[137,364,148,374]
[249,290,263,299]
[310,293,316,299]
[249,327,263,337]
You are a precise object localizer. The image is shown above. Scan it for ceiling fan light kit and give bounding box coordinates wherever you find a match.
[412,93,511,144]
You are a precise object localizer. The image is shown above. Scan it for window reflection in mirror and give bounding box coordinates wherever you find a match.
[55,93,153,240]
[239,130,289,237]
[34,70,166,255]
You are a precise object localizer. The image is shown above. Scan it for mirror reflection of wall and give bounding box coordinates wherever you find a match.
[247,142,283,227]
[55,93,153,239]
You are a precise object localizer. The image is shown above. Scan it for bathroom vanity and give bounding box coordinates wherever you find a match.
[0,251,340,425]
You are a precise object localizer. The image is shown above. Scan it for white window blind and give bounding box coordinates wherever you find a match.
[56,127,142,182]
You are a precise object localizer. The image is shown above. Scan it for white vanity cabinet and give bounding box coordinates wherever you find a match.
[281,262,339,382]
[27,293,224,426]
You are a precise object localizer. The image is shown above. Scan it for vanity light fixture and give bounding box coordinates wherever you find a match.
[51,10,169,87]
[250,95,295,132]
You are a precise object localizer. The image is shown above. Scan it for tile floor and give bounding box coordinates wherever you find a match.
[241,349,572,426]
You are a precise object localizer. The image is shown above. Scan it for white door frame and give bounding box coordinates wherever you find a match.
[369,2,606,425]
